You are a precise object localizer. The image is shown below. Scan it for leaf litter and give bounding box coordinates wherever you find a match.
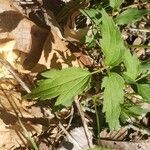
[0,0,150,150]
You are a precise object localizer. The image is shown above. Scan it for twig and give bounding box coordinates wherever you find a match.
[0,57,31,93]
[55,106,74,142]
[128,28,150,33]
[66,106,74,129]
[58,122,83,150]
[18,118,39,150]
[75,96,93,148]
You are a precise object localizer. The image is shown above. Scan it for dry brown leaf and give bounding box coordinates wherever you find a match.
[99,127,150,150]
[0,39,16,62]
[0,3,82,148]
[0,0,81,73]
[64,11,89,42]
[99,139,150,150]
[30,31,80,72]
[66,42,93,67]
[0,88,43,149]
[0,0,49,70]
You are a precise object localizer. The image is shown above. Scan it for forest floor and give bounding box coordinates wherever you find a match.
[0,0,149,150]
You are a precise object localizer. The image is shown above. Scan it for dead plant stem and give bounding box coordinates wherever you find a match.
[0,57,31,93]
[75,96,93,148]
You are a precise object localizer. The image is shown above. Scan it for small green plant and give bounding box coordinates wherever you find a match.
[25,0,150,131]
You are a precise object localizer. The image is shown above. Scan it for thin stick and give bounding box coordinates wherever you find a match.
[0,57,31,93]
[58,122,83,150]
[128,28,150,33]
[18,118,39,150]
[75,97,93,148]
[55,106,74,142]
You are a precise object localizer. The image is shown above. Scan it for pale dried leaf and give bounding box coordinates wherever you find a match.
[0,40,16,78]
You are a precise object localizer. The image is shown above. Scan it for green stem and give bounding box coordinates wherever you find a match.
[136,72,150,81]
[128,44,150,49]
[93,98,101,140]
[90,66,108,75]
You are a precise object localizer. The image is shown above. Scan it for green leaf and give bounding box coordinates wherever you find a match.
[85,28,98,48]
[137,84,150,102]
[140,61,150,73]
[122,74,136,84]
[102,72,125,130]
[25,67,91,106]
[41,69,61,78]
[80,8,102,25]
[120,103,149,124]
[139,61,150,78]
[109,0,123,9]
[100,9,125,67]
[137,61,150,82]
[123,48,140,80]
[115,8,149,25]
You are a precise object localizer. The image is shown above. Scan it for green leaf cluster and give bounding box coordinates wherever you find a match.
[25,0,150,132]
[99,9,144,129]
[83,6,149,130]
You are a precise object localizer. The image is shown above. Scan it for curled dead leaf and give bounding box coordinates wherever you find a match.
[67,42,93,67]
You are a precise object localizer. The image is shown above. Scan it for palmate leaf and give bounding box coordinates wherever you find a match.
[109,0,124,9]
[25,67,91,106]
[123,48,140,80]
[100,9,125,67]
[115,8,149,25]
[102,72,124,130]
